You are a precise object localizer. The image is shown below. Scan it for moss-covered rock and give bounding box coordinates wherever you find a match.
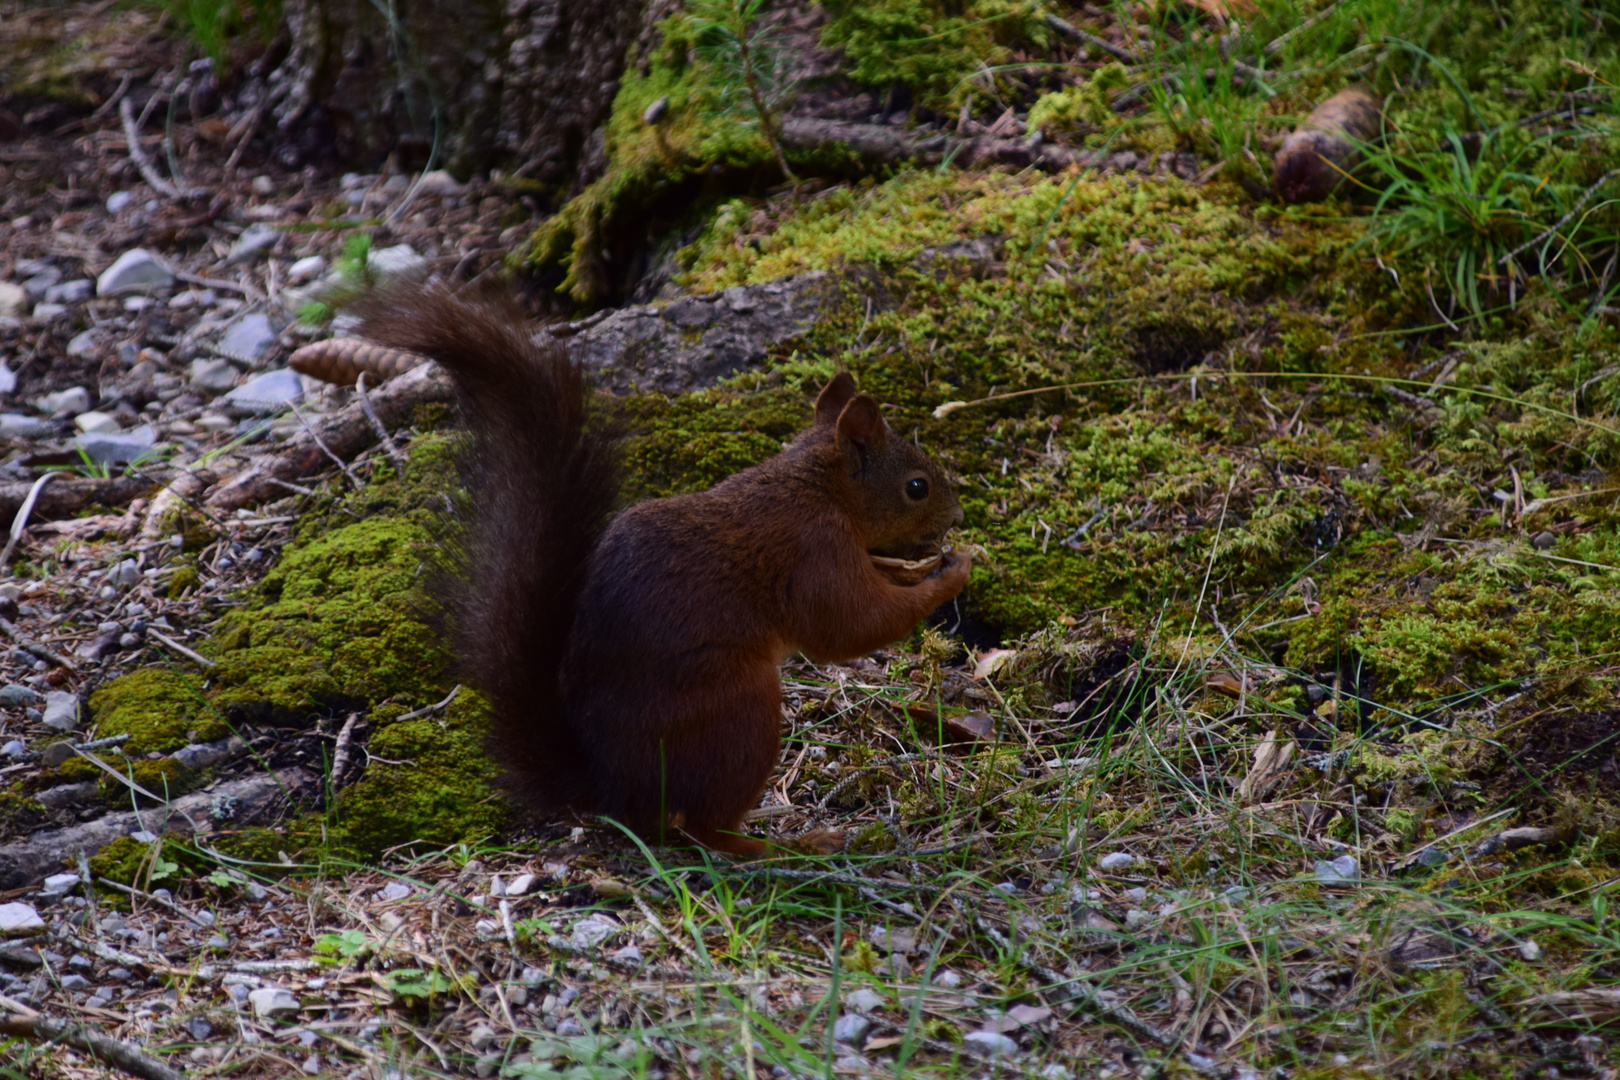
[88,669,227,755]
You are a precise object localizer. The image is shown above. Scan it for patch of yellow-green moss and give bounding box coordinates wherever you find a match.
[88,669,227,755]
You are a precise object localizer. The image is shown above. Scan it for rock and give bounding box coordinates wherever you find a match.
[247,986,302,1018]
[832,1012,869,1047]
[1519,938,1541,961]
[0,902,44,936]
[22,268,61,301]
[224,368,303,412]
[66,330,101,358]
[1314,855,1359,884]
[59,973,91,991]
[188,1017,214,1040]
[44,280,93,304]
[376,881,410,902]
[0,741,24,757]
[569,272,844,395]
[171,737,243,770]
[568,912,619,949]
[0,282,25,318]
[846,988,884,1014]
[417,170,464,197]
[1532,531,1556,551]
[368,244,426,279]
[109,560,140,587]
[190,358,239,394]
[38,386,91,417]
[106,191,133,213]
[608,944,643,966]
[40,743,74,769]
[97,249,173,296]
[40,873,79,898]
[225,224,280,265]
[218,314,279,362]
[0,414,52,439]
[868,927,916,954]
[964,1030,1020,1057]
[75,425,157,467]
[0,684,43,708]
[41,692,79,732]
[34,783,97,809]
[251,175,275,196]
[0,362,13,396]
[933,968,962,987]
[643,97,669,124]
[288,255,326,283]
[31,303,68,321]
[243,881,267,902]
[74,410,121,435]
[1096,852,1139,872]
[504,873,537,897]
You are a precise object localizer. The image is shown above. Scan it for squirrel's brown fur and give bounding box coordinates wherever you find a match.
[358,282,970,856]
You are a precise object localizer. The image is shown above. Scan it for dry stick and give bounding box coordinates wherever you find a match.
[1042,13,1141,64]
[289,403,364,488]
[0,615,78,672]
[329,711,361,789]
[95,876,215,929]
[1499,168,1620,265]
[174,270,262,298]
[148,628,216,669]
[222,103,263,176]
[395,685,461,722]
[1,471,59,568]
[0,1010,188,1080]
[118,97,203,201]
[355,373,408,471]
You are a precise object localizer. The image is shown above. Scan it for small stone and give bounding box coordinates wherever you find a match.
[66,330,100,358]
[288,255,326,283]
[302,1054,322,1075]
[74,410,121,435]
[0,741,23,757]
[368,244,425,279]
[31,303,68,321]
[22,268,61,301]
[0,684,43,708]
[1531,531,1556,551]
[846,988,884,1014]
[642,97,669,125]
[474,1055,500,1078]
[376,881,411,902]
[41,873,80,897]
[520,966,545,987]
[832,1012,869,1047]
[44,280,93,304]
[172,737,240,769]
[607,945,643,966]
[243,881,268,902]
[568,912,619,949]
[1518,939,1541,962]
[110,560,140,587]
[97,248,173,296]
[1314,855,1359,884]
[226,224,279,265]
[106,966,131,981]
[41,742,74,768]
[251,175,276,196]
[195,413,235,431]
[868,926,917,954]
[75,425,158,467]
[469,1025,499,1051]
[125,296,156,312]
[59,973,90,990]
[0,903,45,937]
[247,986,301,1018]
[0,414,52,439]
[1096,852,1139,872]
[224,368,302,412]
[190,358,239,394]
[0,282,25,318]
[42,692,80,732]
[933,969,962,987]
[38,386,92,417]
[218,313,279,362]
[1124,908,1152,930]
[417,170,463,197]
[555,1017,587,1037]
[505,873,537,897]
[106,191,133,213]
[964,1030,1019,1057]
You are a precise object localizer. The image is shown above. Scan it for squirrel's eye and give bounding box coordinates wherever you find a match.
[905,477,929,501]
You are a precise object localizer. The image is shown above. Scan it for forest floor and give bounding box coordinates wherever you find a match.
[3,1,1620,1080]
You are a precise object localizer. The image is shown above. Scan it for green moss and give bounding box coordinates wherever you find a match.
[88,669,226,755]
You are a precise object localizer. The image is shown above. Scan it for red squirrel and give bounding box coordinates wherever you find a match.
[356,283,971,856]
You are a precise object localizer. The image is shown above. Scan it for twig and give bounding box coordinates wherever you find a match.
[1499,168,1620,265]
[1,472,59,568]
[1043,13,1140,63]
[395,685,461,722]
[94,877,215,929]
[118,97,204,201]
[0,615,79,672]
[355,373,408,471]
[289,402,364,489]
[148,628,216,669]
[329,711,361,789]
[1262,0,1345,56]
[174,270,262,299]
[0,1011,188,1080]
[222,103,264,177]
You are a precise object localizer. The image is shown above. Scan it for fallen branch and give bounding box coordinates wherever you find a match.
[0,471,59,568]
[0,1008,188,1080]
[1042,13,1141,63]
[0,475,154,529]
[205,362,452,511]
[0,615,79,673]
[148,629,216,669]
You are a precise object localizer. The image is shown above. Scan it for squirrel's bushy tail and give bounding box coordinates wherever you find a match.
[356,282,621,813]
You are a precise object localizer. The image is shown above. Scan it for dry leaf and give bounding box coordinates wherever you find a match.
[973,648,1018,680]
[1238,728,1295,803]
[1206,671,1245,698]
[906,702,995,745]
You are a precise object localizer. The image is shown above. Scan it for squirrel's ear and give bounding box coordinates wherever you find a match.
[815,372,858,426]
[835,394,888,464]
